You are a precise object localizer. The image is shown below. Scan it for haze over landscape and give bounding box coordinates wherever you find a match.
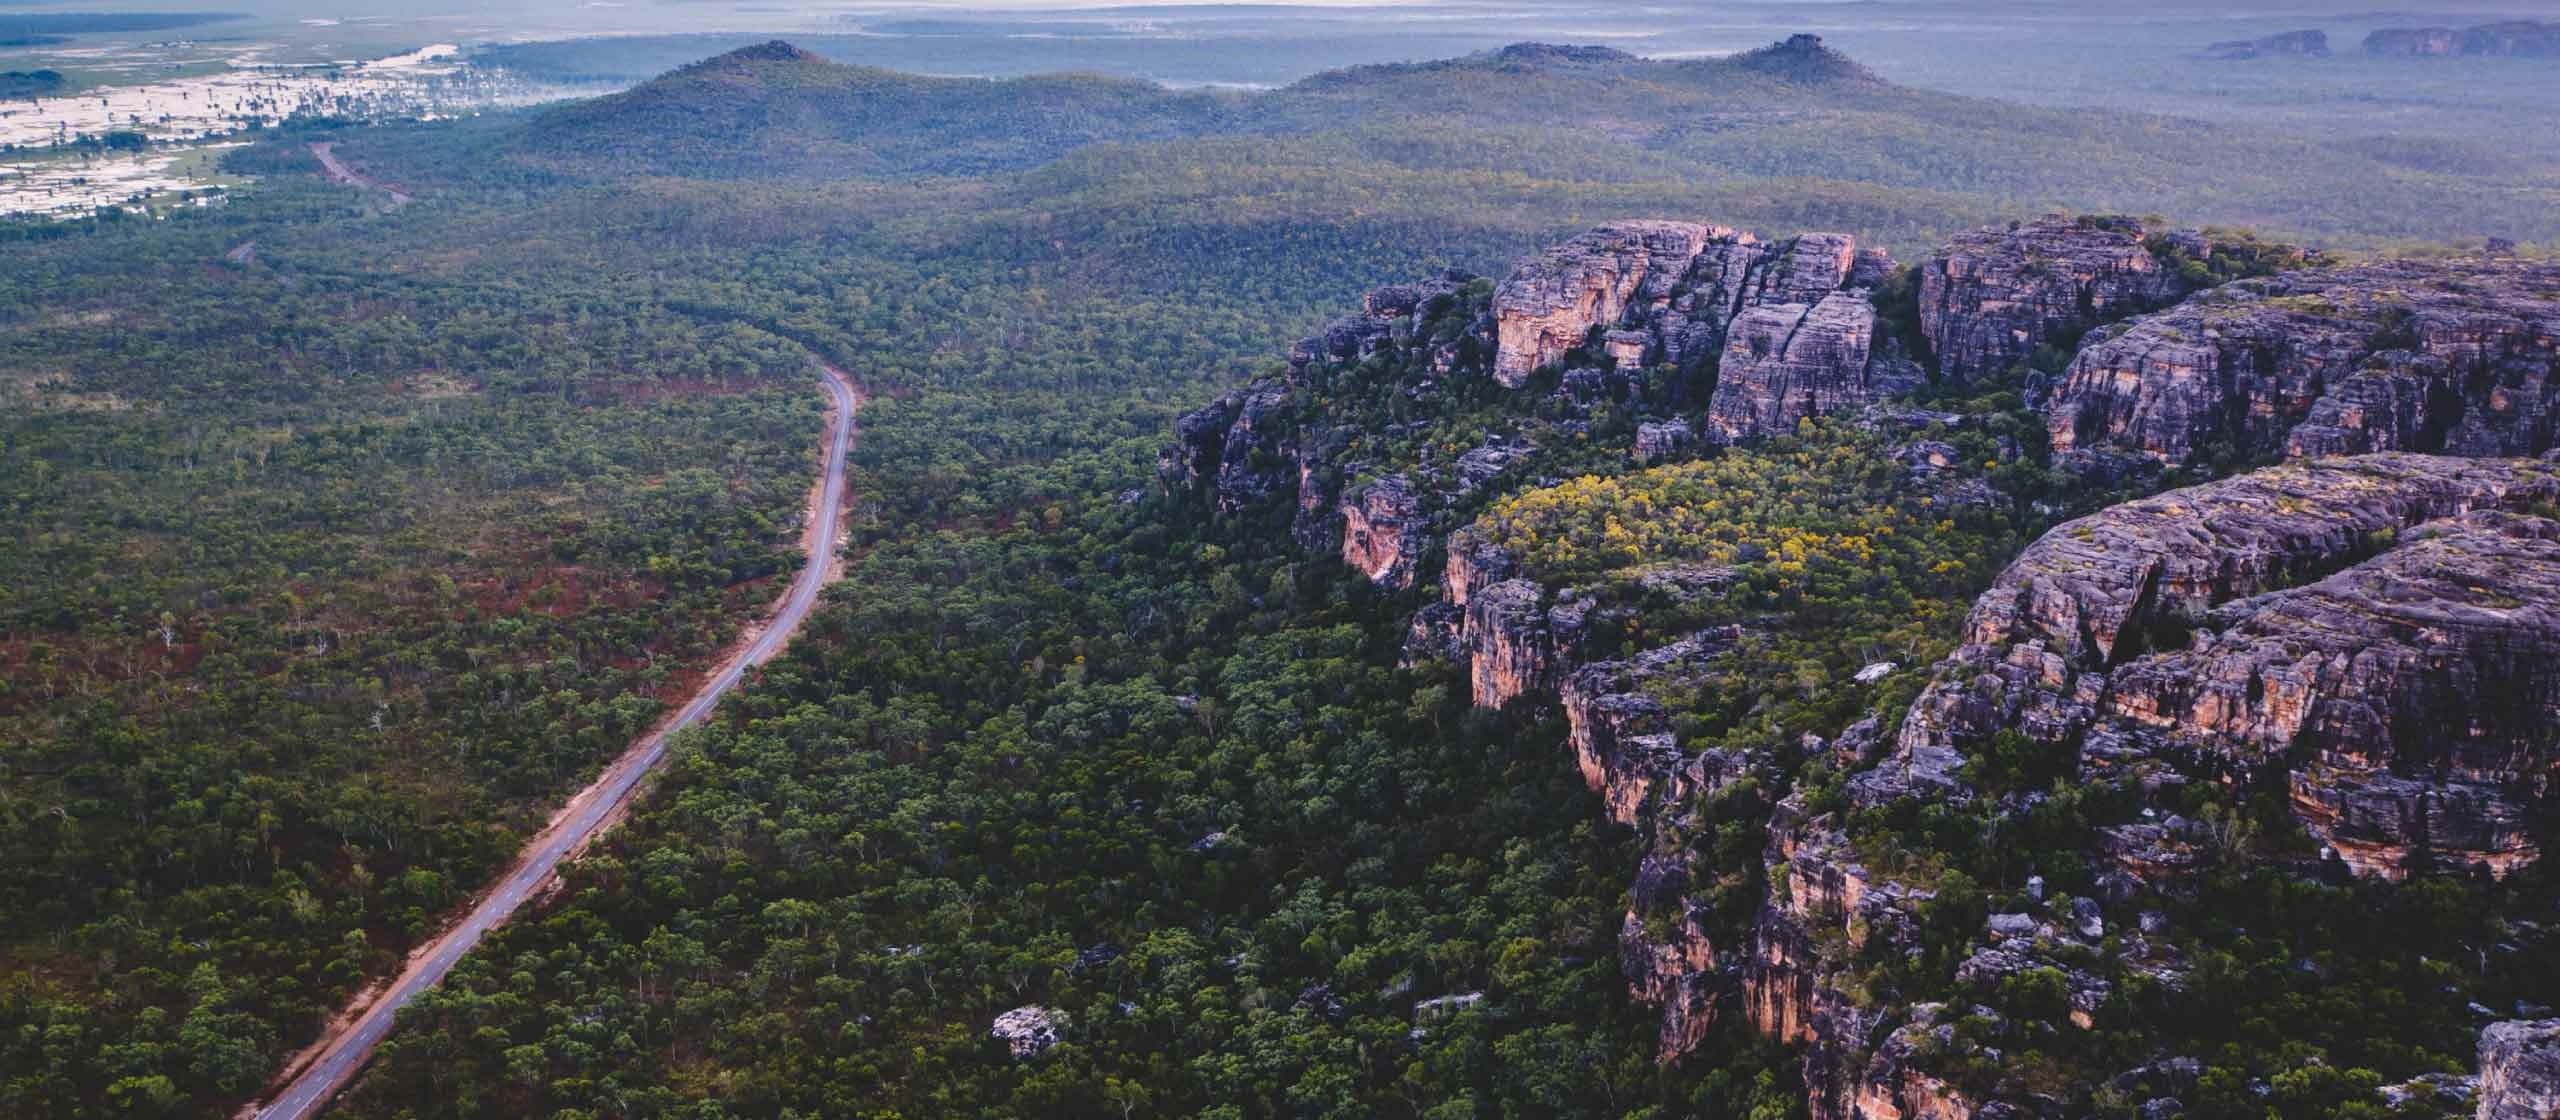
[4,2,2559,1119]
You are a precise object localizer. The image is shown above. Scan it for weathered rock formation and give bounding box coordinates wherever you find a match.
[1916,215,2200,385]
[1338,474,1426,588]
[1706,291,1919,442]
[2479,1019,2560,1120]
[2367,27,2462,57]
[1561,630,1752,827]
[2368,21,2560,58]
[2202,30,2330,60]
[1493,221,1733,388]
[1490,221,1911,439]
[1634,418,1697,463]
[1166,269,1556,591]
[1173,220,2560,1120]
[1885,454,2560,878]
[2048,257,2560,469]
[990,1005,1059,1058]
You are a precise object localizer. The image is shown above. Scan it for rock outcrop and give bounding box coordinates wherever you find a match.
[2048,257,2560,470]
[2479,1019,2560,1120]
[1172,221,2560,1120]
[1166,379,1298,512]
[991,1006,1059,1058]
[1489,221,1910,439]
[1493,221,1734,388]
[1916,215,2199,385]
[1885,454,2560,877]
[1165,269,1557,591]
[2366,28,2462,57]
[1339,474,1427,588]
[1560,630,1751,827]
[2367,21,2560,58]
[2202,30,2330,60]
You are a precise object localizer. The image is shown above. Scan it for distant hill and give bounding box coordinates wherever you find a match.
[517,40,1251,178]
[515,35,1892,181]
[492,34,2560,248]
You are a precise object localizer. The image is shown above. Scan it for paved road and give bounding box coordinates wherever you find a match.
[251,365,858,1120]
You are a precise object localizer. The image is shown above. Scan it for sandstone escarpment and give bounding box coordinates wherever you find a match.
[1706,291,1919,442]
[1884,454,2560,877]
[2117,511,2560,877]
[1167,269,1558,591]
[1917,215,2199,385]
[1489,221,1908,440]
[1493,221,1735,388]
[1559,635,1743,822]
[2047,258,2560,469]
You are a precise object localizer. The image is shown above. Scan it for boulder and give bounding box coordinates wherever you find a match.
[2479,1019,2560,1120]
[991,1006,1059,1058]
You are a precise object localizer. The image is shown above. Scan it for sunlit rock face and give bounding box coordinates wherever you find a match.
[1492,221,1737,388]
[1490,221,1913,439]
[1338,474,1425,589]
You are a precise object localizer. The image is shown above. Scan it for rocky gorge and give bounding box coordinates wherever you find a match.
[1168,213,2560,1119]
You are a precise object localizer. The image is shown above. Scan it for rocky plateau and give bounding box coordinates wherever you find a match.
[1171,214,2560,1119]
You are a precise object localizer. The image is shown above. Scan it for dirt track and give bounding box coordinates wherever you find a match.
[245,365,860,1120]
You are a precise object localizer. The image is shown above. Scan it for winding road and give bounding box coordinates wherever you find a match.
[249,364,859,1120]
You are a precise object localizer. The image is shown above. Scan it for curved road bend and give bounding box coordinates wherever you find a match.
[252,364,860,1120]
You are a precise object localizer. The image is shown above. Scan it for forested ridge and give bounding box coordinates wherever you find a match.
[1,32,2551,1119]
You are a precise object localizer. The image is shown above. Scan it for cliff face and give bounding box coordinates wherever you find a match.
[1492,221,1735,388]
[2120,512,2559,877]
[1915,215,2199,385]
[2047,258,2560,469]
[1706,292,1917,442]
[1338,475,1425,588]
[1489,222,1907,440]
[1166,268,1541,592]
[1174,217,1949,606]
[1887,454,2560,879]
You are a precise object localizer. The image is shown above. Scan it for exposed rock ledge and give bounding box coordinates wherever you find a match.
[1884,453,2560,879]
[2048,257,2560,469]
[1917,214,2203,385]
[1489,222,1918,441]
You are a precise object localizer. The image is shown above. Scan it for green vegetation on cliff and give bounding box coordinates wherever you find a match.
[4,31,2551,1120]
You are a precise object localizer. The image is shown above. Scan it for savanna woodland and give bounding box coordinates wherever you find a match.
[4,29,2557,1120]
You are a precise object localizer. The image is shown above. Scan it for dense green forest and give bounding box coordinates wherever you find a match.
[2,32,2550,1119]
